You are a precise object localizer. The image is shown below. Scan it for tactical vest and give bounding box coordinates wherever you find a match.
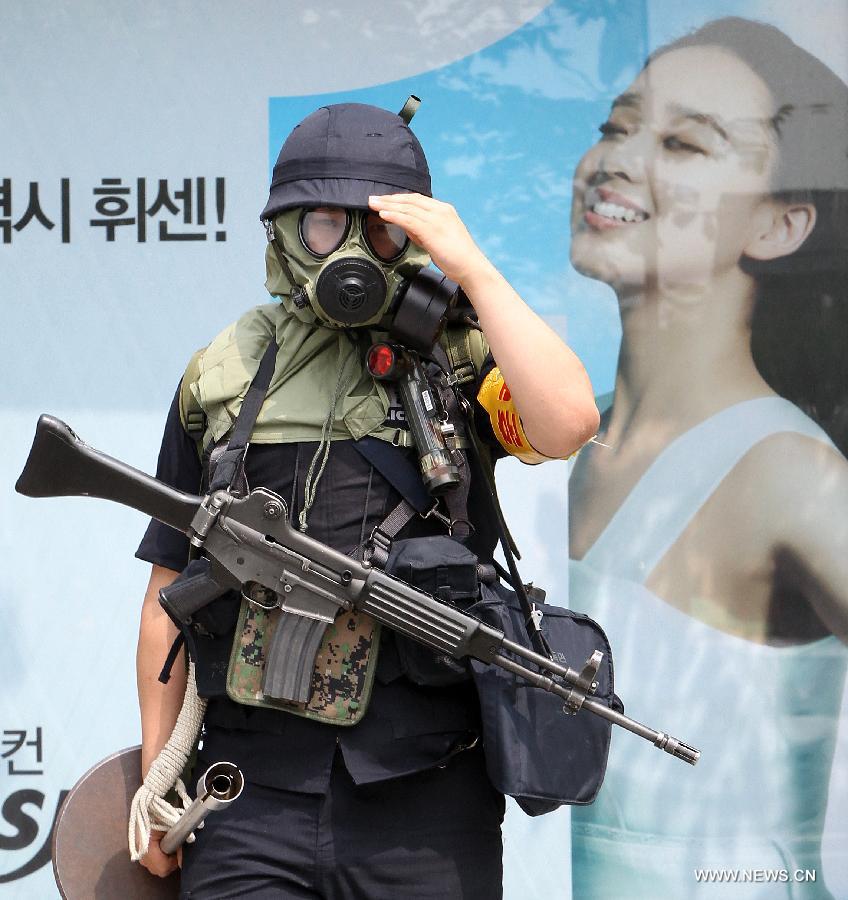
[175,305,491,726]
[178,302,489,452]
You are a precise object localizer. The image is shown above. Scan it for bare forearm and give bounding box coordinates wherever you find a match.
[462,259,600,457]
[137,565,186,778]
[368,193,599,458]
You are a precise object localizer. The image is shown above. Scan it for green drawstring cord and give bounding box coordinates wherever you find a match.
[298,338,359,532]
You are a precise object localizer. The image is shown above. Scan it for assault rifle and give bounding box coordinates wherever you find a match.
[16,415,699,765]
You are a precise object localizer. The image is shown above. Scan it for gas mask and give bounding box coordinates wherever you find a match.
[265,207,431,330]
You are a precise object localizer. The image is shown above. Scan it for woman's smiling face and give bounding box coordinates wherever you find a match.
[571,45,779,295]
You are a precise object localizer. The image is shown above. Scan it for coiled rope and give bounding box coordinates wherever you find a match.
[128,662,207,860]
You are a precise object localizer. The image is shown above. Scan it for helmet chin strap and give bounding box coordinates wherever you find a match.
[263,219,310,309]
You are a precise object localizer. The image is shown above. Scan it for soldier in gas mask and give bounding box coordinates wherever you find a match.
[135,100,599,898]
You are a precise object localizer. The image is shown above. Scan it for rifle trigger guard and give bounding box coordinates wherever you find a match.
[242,580,280,611]
[189,491,229,548]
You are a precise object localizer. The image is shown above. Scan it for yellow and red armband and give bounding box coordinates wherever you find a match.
[476,367,552,465]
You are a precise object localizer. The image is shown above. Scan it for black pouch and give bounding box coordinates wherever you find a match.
[158,557,241,698]
[383,535,480,687]
[467,581,623,815]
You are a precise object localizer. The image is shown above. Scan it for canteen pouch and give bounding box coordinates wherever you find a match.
[226,602,381,726]
[467,581,622,815]
[158,557,241,698]
[383,535,480,687]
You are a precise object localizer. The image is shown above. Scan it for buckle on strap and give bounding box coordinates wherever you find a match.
[363,527,392,568]
[528,604,544,630]
[422,500,452,532]
[185,410,206,438]
[446,363,475,387]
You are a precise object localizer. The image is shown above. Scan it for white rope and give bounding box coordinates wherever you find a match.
[128,662,207,860]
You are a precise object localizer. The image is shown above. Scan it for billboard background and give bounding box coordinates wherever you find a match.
[2,1,846,896]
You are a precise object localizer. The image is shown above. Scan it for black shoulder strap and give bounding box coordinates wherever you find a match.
[350,437,431,514]
[208,338,279,492]
[458,387,553,660]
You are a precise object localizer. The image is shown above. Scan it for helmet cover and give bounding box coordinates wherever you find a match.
[261,102,431,220]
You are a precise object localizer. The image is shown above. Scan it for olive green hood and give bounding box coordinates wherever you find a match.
[188,303,412,446]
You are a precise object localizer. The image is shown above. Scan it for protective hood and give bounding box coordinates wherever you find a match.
[188,303,410,446]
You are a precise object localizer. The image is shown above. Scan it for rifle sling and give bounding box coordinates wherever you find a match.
[350,437,431,515]
[208,338,280,493]
[460,391,553,660]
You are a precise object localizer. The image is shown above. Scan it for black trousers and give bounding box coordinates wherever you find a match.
[179,747,505,899]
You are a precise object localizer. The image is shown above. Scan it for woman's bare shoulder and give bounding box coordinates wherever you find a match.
[742,429,845,477]
[734,430,847,544]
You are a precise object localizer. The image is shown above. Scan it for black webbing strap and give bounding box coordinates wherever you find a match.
[351,436,431,514]
[426,344,476,541]
[441,474,471,539]
[209,338,279,492]
[352,437,433,567]
[158,632,186,684]
[363,498,419,568]
[461,393,552,659]
[263,221,310,310]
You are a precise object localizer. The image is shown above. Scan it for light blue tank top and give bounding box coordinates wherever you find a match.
[569,398,847,899]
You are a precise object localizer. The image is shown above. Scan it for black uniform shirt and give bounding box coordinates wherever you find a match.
[137,372,508,792]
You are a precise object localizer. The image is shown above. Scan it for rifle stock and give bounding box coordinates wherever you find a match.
[16,414,200,534]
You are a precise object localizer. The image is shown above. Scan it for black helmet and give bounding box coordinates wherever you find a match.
[260,102,431,220]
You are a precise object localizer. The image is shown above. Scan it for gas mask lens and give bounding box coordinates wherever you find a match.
[299,207,408,262]
[300,208,350,257]
[364,215,408,262]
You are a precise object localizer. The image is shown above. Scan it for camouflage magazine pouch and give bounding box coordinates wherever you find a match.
[226,600,381,726]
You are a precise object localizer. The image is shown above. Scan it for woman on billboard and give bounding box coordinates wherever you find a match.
[567,17,848,898]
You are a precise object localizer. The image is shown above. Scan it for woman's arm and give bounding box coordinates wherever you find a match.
[369,193,600,458]
[774,438,848,644]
